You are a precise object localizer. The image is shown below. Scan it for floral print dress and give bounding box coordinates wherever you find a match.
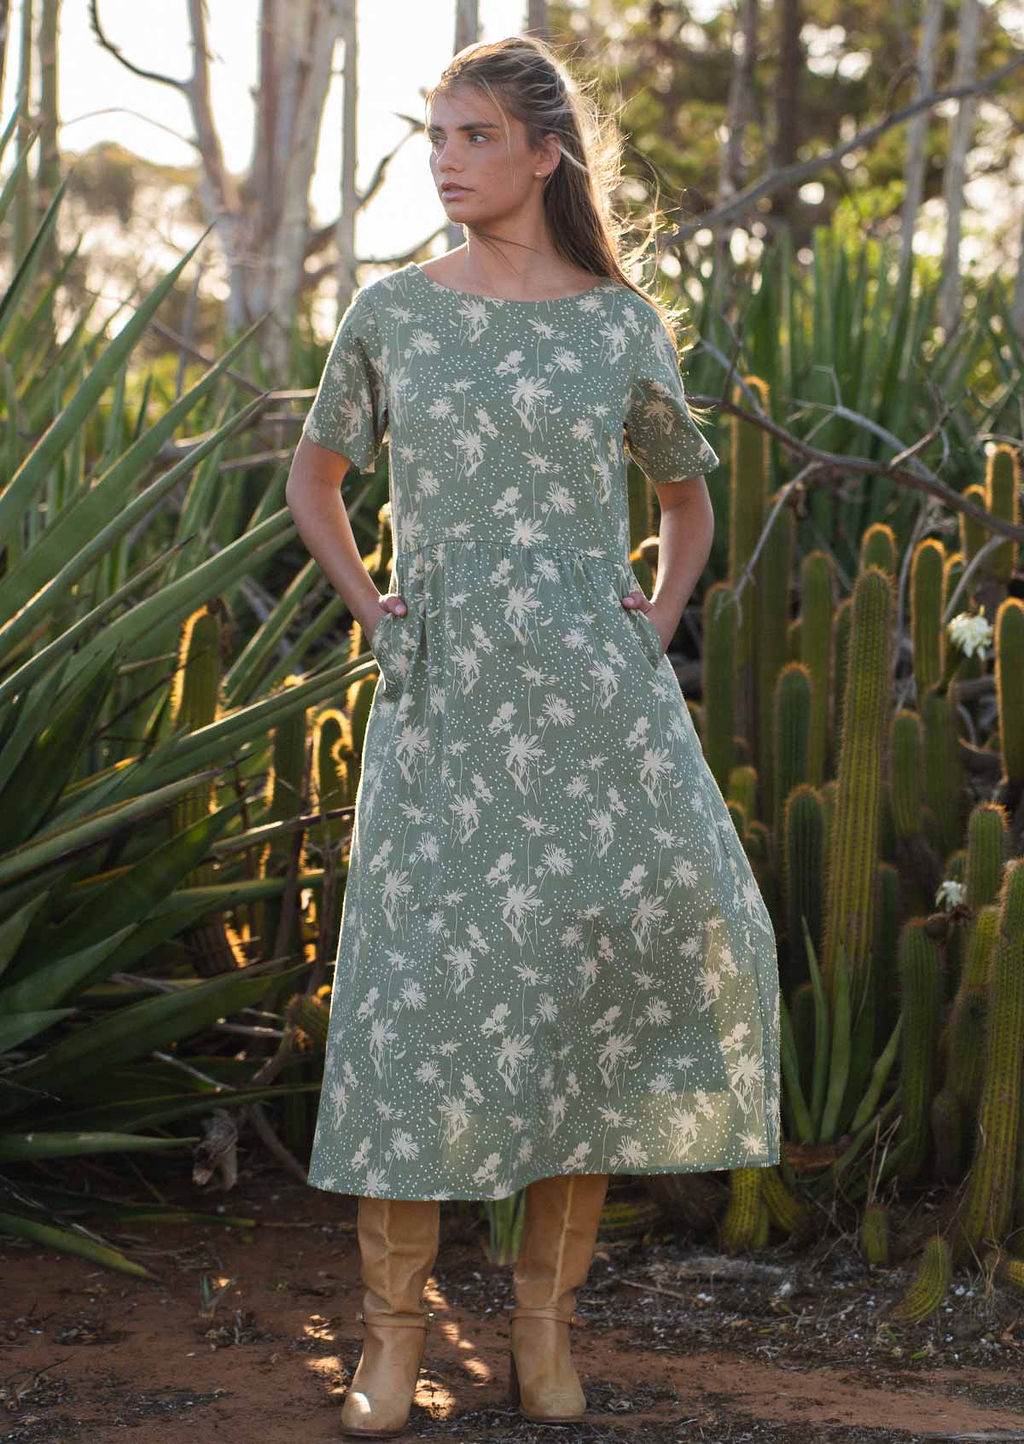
[301,261,780,1201]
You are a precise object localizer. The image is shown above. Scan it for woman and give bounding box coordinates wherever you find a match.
[286,33,780,1438]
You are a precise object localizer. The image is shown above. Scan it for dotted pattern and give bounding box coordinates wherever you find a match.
[301,264,780,1200]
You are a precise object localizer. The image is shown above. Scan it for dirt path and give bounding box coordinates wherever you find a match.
[3,1166,1024,1442]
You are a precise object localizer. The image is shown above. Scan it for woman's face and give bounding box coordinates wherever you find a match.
[425,85,558,221]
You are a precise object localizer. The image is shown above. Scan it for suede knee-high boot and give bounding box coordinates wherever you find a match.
[340,1195,441,1438]
[506,1172,610,1422]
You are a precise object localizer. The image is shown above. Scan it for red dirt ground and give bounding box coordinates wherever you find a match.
[3,1164,1024,1443]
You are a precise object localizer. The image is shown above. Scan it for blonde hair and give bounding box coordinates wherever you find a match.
[424,34,710,414]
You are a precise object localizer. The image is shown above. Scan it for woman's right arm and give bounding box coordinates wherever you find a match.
[285,435,406,644]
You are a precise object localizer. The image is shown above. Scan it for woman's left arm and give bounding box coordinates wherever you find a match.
[620,479,715,650]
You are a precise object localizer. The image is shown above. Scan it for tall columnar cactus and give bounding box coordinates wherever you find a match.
[313,708,356,846]
[831,597,853,779]
[773,662,811,843]
[702,582,739,792]
[799,550,834,785]
[889,1235,952,1325]
[782,784,825,1000]
[920,685,967,861]
[895,920,943,1181]
[995,597,1024,788]
[726,764,758,823]
[873,862,902,1047]
[963,803,1011,911]
[257,678,309,969]
[719,1167,763,1254]
[859,523,897,578]
[168,602,237,978]
[861,1201,889,1264]
[169,603,223,848]
[984,443,1021,586]
[888,710,923,839]
[910,538,946,700]
[823,568,893,1001]
[756,490,794,824]
[944,905,1000,1122]
[727,375,770,738]
[957,860,1024,1253]
[958,483,988,574]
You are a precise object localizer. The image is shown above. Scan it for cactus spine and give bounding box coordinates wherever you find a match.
[910,538,946,699]
[823,567,893,1000]
[889,1235,952,1325]
[895,921,943,1180]
[958,861,1024,1252]
[719,1168,763,1254]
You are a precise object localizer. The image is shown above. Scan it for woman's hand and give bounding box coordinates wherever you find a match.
[621,588,668,654]
[369,591,407,644]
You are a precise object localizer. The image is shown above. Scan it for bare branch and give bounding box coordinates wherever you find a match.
[88,0,188,92]
[688,386,1024,546]
[674,54,1024,240]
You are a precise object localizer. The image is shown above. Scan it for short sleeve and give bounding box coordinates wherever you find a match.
[624,304,720,481]
[302,285,388,471]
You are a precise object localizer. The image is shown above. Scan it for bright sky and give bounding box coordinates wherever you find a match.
[1,0,537,256]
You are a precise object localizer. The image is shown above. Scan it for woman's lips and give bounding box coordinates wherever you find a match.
[441,186,469,198]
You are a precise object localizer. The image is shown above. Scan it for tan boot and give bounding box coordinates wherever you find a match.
[506,1172,610,1422]
[340,1194,441,1438]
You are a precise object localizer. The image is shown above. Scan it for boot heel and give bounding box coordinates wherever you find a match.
[505,1347,521,1406]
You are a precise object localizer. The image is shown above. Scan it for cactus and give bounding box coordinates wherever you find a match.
[823,568,893,1001]
[703,583,739,791]
[889,1235,952,1325]
[958,482,988,575]
[872,863,902,1048]
[168,604,240,978]
[727,375,770,682]
[831,596,853,764]
[292,993,330,1048]
[888,710,923,839]
[995,598,1024,787]
[920,684,967,861]
[761,1165,808,1237]
[859,523,897,578]
[727,764,758,822]
[963,803,1011,911]
[781,785,825,999]
[861,1201,889,1265]
[910,538,946,699]
[756,489,794,824]
[944,904,999,1119]
[930,1087,964,1182]
[773,663,811,844]
[895,921,943,1181]
[799,550,834,786]
[719,1168,763,1254]
[984,443,1021,586]
[751,1199,771,1249]
[957,860,1024,1252]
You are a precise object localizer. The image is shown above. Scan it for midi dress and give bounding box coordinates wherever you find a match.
[301,261,781,1202]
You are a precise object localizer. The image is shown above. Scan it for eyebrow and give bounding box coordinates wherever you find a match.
[425,120,501,134]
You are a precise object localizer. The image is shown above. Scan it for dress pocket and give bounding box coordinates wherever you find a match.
[628,605,664,671]
[367,611,402,699]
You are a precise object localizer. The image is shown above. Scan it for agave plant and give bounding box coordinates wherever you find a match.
[0,116,396,1273]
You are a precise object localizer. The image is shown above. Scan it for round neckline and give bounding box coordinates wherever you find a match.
[409,261,613,306]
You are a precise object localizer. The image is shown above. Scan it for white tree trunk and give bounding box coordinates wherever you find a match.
[715,0,759,290]
[898,0,944,282]
[937,0,981,338]
[334,0,359,325]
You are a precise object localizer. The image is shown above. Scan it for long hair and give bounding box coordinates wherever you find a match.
[423,33,710,413]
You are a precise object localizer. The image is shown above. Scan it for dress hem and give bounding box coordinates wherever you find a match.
[305,1149,782,1203]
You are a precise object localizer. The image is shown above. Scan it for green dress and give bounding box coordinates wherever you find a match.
[302,261,780,1201]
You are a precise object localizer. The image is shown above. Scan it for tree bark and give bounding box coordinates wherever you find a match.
[898,0,943,283]
[937,0,982,339]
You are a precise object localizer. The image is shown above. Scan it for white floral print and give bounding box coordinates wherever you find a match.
[301,262,780,1200]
